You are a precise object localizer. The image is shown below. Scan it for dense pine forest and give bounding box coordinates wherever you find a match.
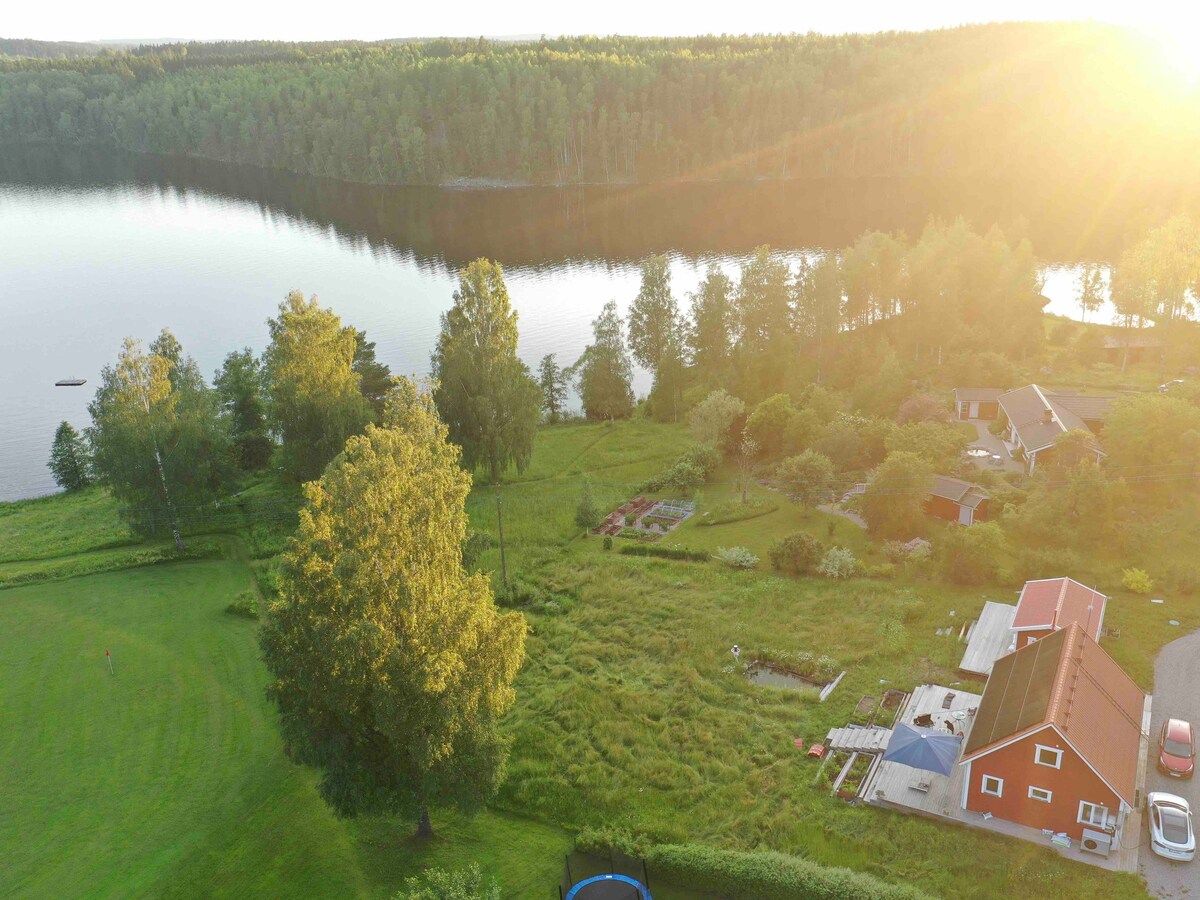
[1,24,1198,186]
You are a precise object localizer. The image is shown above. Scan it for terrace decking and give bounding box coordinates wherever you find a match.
[859,684,1146,873]
[958,601,1017,678]
[825,726,893,753]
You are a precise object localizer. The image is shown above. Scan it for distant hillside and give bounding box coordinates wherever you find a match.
[0,38,103,58]
[0,25,1198,188]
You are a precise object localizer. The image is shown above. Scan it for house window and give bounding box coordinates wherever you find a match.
[981,775,1004,797]
[1078,801,1109,827]
[1034,744,1063,769]
[1028,786,1053,803]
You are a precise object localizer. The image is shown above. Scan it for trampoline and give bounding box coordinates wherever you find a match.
[564,873,652,900]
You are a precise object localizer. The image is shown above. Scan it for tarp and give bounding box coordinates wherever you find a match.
[881,723,963,776]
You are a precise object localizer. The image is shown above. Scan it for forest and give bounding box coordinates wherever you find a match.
[1,24,1199,187]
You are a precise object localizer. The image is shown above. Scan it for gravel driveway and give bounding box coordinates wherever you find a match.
[1141,626,1200,898]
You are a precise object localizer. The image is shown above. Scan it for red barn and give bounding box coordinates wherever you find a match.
[954,387,1004,420]
[926,475,989,526]
[959,624,1145,849]
[1012,577,1107,650]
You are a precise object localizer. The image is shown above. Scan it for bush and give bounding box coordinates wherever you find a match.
[395,864,500,900]
[768,532,824,574]
[619,544,709,562]
[862,562,897,579]
[936,522,1007,586]
[714,546,759,569]
[224,591,260,619]
[817,547,857,579]
[644,843,929,900]
[697,497,778,526]
[1122,567,1154,594]
[877,617,908,653]
[689,389,745,449]
[602,535,613,551]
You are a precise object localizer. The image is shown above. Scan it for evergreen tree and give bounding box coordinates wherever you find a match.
[537,354,569,424]
[353,329,394,419]
[432,259,541,481]
[259,405,526,834]
[47,420,92,491]
[687,267,735,381]
[264,292,373,482]
[575,301,634,420]
[214,348,273,470]
[734,247,794,396]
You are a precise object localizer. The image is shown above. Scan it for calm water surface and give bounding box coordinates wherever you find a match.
[0,150,1144,500]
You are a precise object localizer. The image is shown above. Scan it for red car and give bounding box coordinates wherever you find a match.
[1159,718,1196,778]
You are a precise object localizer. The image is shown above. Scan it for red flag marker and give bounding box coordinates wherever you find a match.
[106,647,114,676]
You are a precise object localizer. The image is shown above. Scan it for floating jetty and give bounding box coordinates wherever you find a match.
[55,378,87,387]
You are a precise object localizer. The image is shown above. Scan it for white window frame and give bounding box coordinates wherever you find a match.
[1078,800,1109,827]
[981,774,1004,798]
[1034,744,1063,769]
[1028,786,1053,803]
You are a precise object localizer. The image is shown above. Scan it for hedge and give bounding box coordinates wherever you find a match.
[648,844,929,900]
[618,544,709,562]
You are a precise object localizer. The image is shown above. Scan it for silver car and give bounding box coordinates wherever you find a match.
[1148,792,1195,862]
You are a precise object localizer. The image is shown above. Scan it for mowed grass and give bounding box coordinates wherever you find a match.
[0,560,573,899]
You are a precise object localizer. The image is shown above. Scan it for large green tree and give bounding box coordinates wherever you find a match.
[776,450,838,514]
[264,292,373,482]
[353,329,395,420]
[88,332,230,547]
[537,354,569,424]
[733,246,794,396]
[861,451,932,539]
[432,259,541,481]
[575,301,634,420]
[214,348,273,470]
[47,420,92,491]
[687,267,736,382]
[627,255,686,420]
[259,393,526,835]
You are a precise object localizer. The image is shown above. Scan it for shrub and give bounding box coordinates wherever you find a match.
[395,864,500,900]
[697,497,778,526]
[877,617,908,653]
[936,522,1007,585]
[1122,567,1154,594]
[863,562,897,579]
[817,547,857,579]
[643,843,928,900]
[619,544,709,562]
[896,392,952,425]
[714,546,758,569]
[224,591,260,619]
[602,535,613,551]
[768,532,824,574]
[689,389,745,449]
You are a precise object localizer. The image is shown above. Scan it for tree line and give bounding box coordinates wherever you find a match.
[3,25,1198,187]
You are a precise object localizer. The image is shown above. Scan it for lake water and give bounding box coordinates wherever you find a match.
[0,149,1157,501]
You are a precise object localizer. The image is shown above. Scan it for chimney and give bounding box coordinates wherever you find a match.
[1042,408,1053,425]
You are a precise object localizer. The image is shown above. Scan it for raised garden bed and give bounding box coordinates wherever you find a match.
[833,751,875,799]
[594,497,695,542]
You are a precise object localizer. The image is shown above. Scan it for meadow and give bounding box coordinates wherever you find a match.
[0,416,1179,898]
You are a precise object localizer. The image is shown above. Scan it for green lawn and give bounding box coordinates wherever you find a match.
[0,560,572,899]
[0,488,136,563]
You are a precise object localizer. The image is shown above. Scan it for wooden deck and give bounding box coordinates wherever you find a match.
[825,726,893,753]
[860,683,1143,873]
[958,601,1017,677]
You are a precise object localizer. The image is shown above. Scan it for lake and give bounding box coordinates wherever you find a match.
[0,149,1153,501]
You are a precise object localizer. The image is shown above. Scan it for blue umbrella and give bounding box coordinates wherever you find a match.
[882,724,964,776]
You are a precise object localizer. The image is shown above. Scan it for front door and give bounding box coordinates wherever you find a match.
[958,505,973,526]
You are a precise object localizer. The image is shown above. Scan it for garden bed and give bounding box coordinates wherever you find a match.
[833,752,875,799]
[594,497,695,542]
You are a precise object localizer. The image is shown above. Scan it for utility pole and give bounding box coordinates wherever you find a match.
[496,492,509,595]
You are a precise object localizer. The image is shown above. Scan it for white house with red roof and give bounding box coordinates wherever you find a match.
[1012,577,1107,650]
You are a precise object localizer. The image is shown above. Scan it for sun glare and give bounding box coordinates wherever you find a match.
[1140,21,1200,84]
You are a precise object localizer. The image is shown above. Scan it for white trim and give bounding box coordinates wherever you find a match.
[1011,624,1056,633]
[1028,785,1053,803]
[961,760,972,809]
[981,774,1004,797]
[1078,800,1109,827]
[1035,744,1064,769]
[1048,724,1137,809]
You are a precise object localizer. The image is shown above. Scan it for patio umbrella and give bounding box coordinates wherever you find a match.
[881,724,963,776]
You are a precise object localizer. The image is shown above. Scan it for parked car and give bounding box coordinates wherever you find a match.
[1148,793,1195,862]
[1159,718,1196,778]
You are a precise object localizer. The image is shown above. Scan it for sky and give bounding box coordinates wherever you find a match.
[5,0,1199,44]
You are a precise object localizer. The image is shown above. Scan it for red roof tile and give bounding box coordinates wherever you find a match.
[1012,577,1106,642]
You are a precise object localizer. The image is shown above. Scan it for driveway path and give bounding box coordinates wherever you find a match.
[1141,626,1200,897]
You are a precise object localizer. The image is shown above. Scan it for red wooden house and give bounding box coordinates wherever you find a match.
[1012,577,1107,650]
[926,475,989,526]
[959,623,1145,849]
